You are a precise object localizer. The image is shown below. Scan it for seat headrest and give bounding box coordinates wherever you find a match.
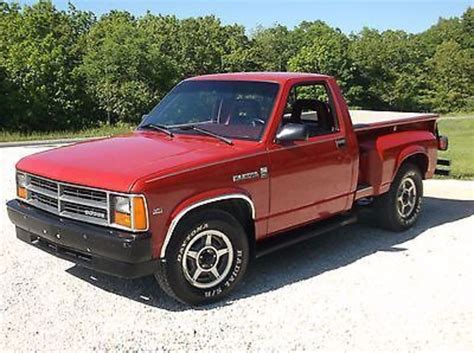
[225,98,262,125]
[291,99,325,121]
[233,99,261,113]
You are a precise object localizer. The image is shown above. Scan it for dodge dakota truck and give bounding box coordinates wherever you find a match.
[7,72,449,305]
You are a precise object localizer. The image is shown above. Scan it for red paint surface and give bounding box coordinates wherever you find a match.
[16,73,440,258]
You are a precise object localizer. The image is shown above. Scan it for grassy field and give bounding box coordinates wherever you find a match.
[437,115,474,179]
[0,124,133,143]
[1,113,473,179]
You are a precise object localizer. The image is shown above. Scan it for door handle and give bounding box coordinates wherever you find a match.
[335,138,347,149]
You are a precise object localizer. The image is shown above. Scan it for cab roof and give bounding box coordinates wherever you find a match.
[186,72,331,84]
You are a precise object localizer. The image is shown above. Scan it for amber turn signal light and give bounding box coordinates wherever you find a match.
[17,186,27,199]
[132,197,147,231]
[114,211,131,228]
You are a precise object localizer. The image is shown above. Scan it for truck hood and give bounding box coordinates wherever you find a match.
[16,131,254,192]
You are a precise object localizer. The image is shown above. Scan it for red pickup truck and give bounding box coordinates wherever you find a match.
[7,72,449,305]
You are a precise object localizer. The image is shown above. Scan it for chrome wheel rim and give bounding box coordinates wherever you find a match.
[396,177,417,218]
[181,229,234,289]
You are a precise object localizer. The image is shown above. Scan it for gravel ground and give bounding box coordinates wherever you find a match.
[1,145,473,351]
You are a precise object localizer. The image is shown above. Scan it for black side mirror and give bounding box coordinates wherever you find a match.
[276,123,309,142]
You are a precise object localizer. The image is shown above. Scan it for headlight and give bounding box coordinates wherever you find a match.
[111,194,148,231]
[114,196,131,214]
[16,172,27,199]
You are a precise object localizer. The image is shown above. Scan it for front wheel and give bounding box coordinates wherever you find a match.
[374,163,423,232]
[155,209,249,305]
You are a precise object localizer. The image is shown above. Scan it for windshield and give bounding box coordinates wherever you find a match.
[141,80,280,141]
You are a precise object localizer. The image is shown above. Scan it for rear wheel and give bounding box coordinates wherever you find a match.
[155,209,249,305]
[374,163,423,232]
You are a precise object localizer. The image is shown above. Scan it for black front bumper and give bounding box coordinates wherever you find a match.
[6,199,157,278]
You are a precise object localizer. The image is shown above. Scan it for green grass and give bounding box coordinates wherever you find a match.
[437,113,474,179]
[0,124,134,143]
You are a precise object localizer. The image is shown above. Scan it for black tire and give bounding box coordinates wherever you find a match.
[374,163,423,232]
[155,209,249,305]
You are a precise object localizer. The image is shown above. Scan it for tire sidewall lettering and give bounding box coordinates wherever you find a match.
[176,223,209,262]
[204,249,244,298]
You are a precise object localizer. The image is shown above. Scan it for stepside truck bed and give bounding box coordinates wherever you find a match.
[351,110,440,198]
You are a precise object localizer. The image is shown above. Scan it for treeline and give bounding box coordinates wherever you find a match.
[0,1,472,131]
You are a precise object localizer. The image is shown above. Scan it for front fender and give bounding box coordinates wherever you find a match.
[160,188,255,258]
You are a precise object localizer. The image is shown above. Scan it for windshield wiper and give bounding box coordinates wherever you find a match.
[139,123,174,137]
[177,125,233,145]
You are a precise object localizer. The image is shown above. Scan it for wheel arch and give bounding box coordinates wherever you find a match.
[160,193,256,259]
[394,148,430,181]
[401,153,429,178]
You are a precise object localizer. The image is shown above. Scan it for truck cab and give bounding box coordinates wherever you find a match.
[7,72,448,305]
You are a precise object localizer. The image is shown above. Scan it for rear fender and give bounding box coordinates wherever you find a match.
[372,131,435,194]
[394,145,429,178]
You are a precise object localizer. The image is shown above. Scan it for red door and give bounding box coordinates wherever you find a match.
[267,133,353,234]
[265,82,354,235]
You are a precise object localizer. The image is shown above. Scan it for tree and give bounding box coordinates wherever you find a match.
[220,23,253,72]
[247,24,295,71]
[0,0,92,130]
[422,40,473,112]
[160,16,234,77]
[461,7,473,49]
[79,11,176,124]
[348,29,429,110]
[0,2,472,132]
[288,22,357,104]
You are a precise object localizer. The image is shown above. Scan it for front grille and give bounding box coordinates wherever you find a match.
[19,173,147,231]
[24,174,110,227]
[30,192,57,209]
[30,176,58,193]
[62,185,107,203]
[61,201,108,220]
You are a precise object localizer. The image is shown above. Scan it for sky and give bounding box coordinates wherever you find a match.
[19,0,472,34]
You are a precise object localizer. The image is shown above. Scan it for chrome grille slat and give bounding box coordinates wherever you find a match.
[61,185,107,203]
[30,192,57,210]
[28,184,57,199]
[59,194,108,209]
[29,176,58,193]
[25,174,110,226]
[30,199,58,214]
[61,201,107,219]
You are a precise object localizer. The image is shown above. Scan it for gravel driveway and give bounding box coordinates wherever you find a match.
[1,145,473,351]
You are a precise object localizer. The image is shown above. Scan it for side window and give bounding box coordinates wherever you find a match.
[283,83,338,137]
